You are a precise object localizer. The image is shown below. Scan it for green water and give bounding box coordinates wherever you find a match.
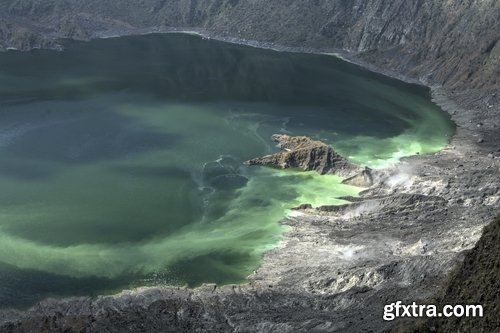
[0,33,454,307]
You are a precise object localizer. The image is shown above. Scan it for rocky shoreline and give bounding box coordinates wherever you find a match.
[0,27,499,333]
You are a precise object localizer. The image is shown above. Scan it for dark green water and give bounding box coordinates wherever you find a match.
[0,33,454,308]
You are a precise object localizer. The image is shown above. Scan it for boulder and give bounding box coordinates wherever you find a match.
[342,167,374,187]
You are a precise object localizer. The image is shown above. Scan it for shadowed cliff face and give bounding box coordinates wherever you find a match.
[427,215,500,332]
[399,215,500,332]
[0,0,498,91]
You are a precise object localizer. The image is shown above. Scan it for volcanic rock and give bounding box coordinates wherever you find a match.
[342,167,375,187]
[245,134,360,177]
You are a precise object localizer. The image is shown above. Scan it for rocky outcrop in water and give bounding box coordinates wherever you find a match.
[245,134,360,177]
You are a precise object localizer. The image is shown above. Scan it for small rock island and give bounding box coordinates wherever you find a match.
[245,134,374,187]
[245,134,359,176]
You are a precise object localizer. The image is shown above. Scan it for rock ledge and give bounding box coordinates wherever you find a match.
[245,134,360,177]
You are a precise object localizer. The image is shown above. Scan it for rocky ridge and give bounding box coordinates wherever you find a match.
[245,134,361,178]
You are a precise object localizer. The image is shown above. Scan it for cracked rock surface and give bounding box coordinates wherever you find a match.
[245,134,360,177]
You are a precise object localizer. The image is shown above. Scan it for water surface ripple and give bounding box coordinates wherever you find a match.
[0,34,454,307]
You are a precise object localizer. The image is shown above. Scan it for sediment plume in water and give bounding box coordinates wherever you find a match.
[0,33,454,306]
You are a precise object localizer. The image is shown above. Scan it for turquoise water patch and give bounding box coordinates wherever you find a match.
[0,33,454,307]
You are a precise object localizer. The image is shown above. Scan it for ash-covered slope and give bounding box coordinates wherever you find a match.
[414,215,500,332]
[0,0,498,91]
[439,215,500,330]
